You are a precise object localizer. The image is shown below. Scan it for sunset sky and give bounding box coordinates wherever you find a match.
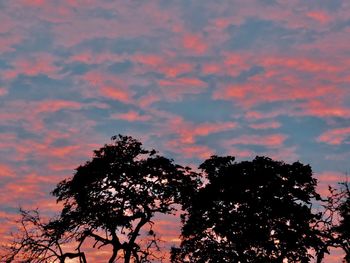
[0,0,350,261]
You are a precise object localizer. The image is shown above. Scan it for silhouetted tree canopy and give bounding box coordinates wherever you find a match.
[51,135,200,263]
[1,135,199,263]
[321,182,350,262]
[336,183,350,260]
[171,156,324,263]
[3,136,348,262]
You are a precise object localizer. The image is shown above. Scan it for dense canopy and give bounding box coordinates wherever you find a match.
[172,156,324,263]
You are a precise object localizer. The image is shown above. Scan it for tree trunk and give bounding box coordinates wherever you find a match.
[108,247,119,263]
[124,248,132,263]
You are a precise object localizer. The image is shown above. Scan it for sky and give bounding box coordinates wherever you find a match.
[0,0,349,261]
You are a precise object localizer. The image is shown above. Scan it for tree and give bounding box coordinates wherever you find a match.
[51,135,199,263]
[321,182,350,262]
[171,156,324,263]
[336,182,350,261]
[1,135,199,262]
[0,209,87,263]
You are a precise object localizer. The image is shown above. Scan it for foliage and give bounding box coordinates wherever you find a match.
[3,136,349,262]
[51,135,200,263]
[171,156,324,263]
[320,182,350,262]
[336,183,350,260]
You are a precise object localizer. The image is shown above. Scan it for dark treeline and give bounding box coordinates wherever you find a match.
[1,135,349,263]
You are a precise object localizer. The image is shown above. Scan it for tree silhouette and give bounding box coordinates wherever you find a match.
[171,156,324,263]
[51,135,200,263]
[1,135,199,263]
[336,183,350,261]
[0,209,87,263]
[321,182,350,262]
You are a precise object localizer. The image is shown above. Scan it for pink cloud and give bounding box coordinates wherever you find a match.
[243,100,350,122]
[49,2,182,47]
[1,181,43,204]
[317,127,350,145]
[0,100,85,135]
[225,134,287,148]
[21,0,45,6]
[132,53,195,78]
[34,100,82,114]
[212,59,348,120]
[307,11,330,24]
[111,111,151,122]
[212,17,232,29]
[316,171,347,196]
[138,93,162,108]
[225,147,255,158]
[158,77,208,101]
[159,78,206,88]
[300,100,350,119]
[68,51,128,65]
[261,146,299,164]
[261,56,339,73]
[159,63,194,78]
[0,164,15,178]
[101,86,131,103]
[201,63,221,75]
[133,53,164,67]
[166,140,214,159]
[50,145,82,158]
[82,71,134,103]
[177,121,237,144]
[3,54,61,80]
[206,1,337,31]
[160,114,237,145]
[0,33,22,54]
[182,34,207,54]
